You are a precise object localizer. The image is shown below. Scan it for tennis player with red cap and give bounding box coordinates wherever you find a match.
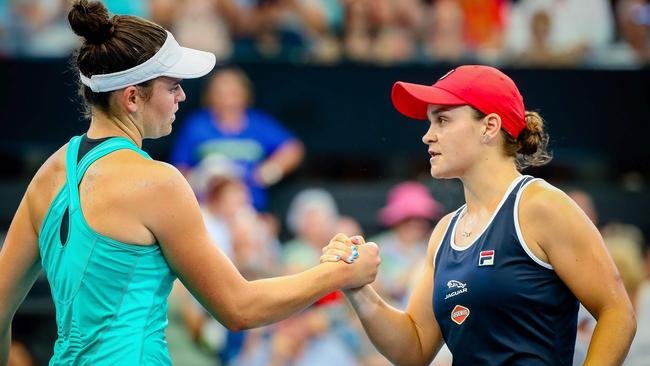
[322,65,636,365]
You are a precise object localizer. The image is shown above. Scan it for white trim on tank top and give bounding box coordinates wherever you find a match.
[513,178,554,270]
[432,208,461,266]
[449,175,528,251]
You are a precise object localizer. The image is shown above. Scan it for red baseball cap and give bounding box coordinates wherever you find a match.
[391,65,526,138]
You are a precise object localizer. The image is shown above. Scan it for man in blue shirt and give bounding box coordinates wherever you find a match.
[171,67,304,210]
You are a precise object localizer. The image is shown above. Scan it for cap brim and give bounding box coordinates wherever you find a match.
[391,82,466,120]
[163,46,216,79]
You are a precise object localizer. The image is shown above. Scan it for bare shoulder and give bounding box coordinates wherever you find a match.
[119,152,184,182]
[104,152,193,202]
[122,158,207,247]
[24,144,69,226]
[431,212,455,241]
[518,180,592,250]
[110,155,199,217]
[518,180,575,222]
[26,143,68,195]
[80,151,199,243]
[427,211,456,259]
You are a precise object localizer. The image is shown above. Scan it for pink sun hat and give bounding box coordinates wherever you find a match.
[378,182,444,226]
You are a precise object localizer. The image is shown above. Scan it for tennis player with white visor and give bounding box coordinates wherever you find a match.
[0,1,380,365]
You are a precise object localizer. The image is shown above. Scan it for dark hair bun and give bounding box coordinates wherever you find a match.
[68,0,114,45]
[519,111,545,155]
[515,111,552,169]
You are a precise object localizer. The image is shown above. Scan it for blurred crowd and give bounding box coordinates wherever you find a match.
[2,0,650,67]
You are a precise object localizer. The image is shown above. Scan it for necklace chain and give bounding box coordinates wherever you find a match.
[460,212,476,238]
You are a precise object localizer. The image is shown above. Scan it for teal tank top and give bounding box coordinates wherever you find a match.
[38,135,177,365]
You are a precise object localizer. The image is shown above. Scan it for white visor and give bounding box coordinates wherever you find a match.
[80,31,216,92]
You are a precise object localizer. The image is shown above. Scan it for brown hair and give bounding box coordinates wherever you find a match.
[472,108,552,170]
[68,0,167,116]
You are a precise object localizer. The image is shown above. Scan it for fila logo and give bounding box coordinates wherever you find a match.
[478,250,495,266]
[451,305,470,325]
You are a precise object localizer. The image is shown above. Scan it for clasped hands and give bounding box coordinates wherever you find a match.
[321,233,381,290]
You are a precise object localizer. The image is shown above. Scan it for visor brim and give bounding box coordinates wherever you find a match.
[391,81,467,120]
[163,46,216,80]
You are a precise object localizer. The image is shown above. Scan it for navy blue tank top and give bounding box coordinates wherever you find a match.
[433,175,579,365]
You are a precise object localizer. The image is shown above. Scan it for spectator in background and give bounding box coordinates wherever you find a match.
[234,0,293,60]
[342,0,373,62]
[567,189,599,226]
[169,0,233,61]
[283,188,341,274]
[193,153,282,287]
[335,215,364,239]
[189,155,249,260]
[506,0,614,66]
[228,0,342,62]
[299,0,345,63]
[342,0,422,64]
[248,0,344,63]
[5,0,79,57]
[421,0,467,63]
[171,67,304,211]
[148,0,176,29]
[190,154,284,278]
[371,181,444,307]
[458,0,509,62]
[616,0,650,64]
[370,0,421,65]
[513,9,589,67]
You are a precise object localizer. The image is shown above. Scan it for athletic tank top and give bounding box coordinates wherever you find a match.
[433,175,579,365]
[38,135,176,365]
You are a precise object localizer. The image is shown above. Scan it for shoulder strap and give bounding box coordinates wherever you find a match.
[76,137,151,180]
[65,136,83,214]
[449,204,465,225]
[66,135,152,213]
[512,175,535,195]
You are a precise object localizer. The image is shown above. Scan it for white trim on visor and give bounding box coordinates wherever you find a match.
[80,31,216,92]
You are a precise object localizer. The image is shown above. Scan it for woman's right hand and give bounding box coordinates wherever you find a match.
[321,234,380,290]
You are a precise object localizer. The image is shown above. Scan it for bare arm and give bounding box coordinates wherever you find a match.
[520,182,636,365]
[0,195,42,366]
[142,163,378,331]
[255,140,305,187]
[322,215,454,366]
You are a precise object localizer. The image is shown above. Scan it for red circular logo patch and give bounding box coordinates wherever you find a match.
[451,305,470,325]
